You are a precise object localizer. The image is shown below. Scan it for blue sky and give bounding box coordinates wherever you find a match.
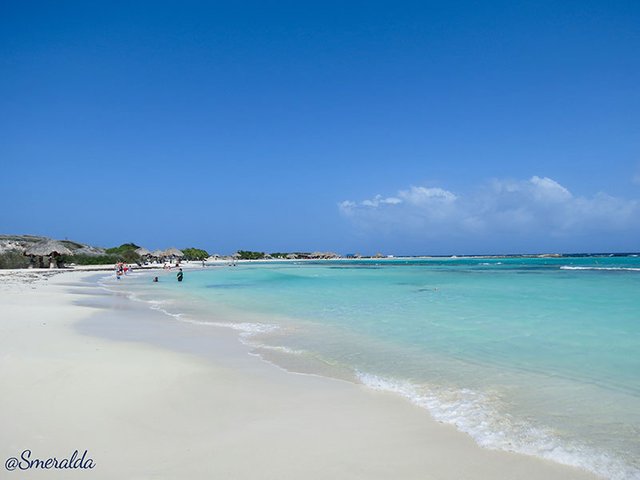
[1,1,638,255]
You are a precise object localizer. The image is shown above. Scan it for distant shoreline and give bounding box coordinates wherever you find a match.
[1,252,639,272]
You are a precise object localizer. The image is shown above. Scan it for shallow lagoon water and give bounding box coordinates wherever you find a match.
[121,257,640,479]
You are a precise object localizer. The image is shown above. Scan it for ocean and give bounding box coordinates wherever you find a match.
[119,256,640,479]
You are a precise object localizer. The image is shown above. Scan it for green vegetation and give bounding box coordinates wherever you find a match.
[0,250,31,269]
[103,243,141,263]
[118,250,140,263]
[62,254,122,265]
[236,250,265,260]
[105,242,140,255]
[182,248,209,261]
[269,252,289,258]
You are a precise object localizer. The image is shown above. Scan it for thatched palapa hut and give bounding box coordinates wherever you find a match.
[25,240,73,268]
[163,248,184,264]
[134,247,152,263]
[309,251,340,259]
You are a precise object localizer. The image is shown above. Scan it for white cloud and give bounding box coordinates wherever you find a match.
[338,186,457,212]
[398,186,457,205]
[360,195,403,207]
[529,176,572,202]
[338,176,640,242]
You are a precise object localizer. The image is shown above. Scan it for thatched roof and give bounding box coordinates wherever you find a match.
[25,240,73,256]
[135,247,151,256]
[163,247,184,257]
[151,250,164,257]
[307,251,340,259]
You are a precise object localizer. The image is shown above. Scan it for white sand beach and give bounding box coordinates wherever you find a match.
[0,270,600,480]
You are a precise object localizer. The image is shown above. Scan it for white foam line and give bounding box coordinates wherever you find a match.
[93,277,307,364]
[561,266,640,272]
[206,321,280,335]
[250,344,306,355]
[356,372,639,480]
[148,303,183,320]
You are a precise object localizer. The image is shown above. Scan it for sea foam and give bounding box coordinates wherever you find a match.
[357,372,639,480]
[560,266,640,272]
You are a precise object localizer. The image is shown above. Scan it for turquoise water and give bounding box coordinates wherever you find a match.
[124,256,640,479]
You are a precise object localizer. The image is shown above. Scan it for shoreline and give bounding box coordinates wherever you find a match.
[114,266,639,480]
[0,269,601,479]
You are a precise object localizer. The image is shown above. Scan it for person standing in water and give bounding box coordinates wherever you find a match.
[177,268,183,282]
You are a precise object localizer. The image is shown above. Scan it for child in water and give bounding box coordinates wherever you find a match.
[177,269,183,282]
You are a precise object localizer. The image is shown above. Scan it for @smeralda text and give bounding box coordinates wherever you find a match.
[5,449,95,471]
